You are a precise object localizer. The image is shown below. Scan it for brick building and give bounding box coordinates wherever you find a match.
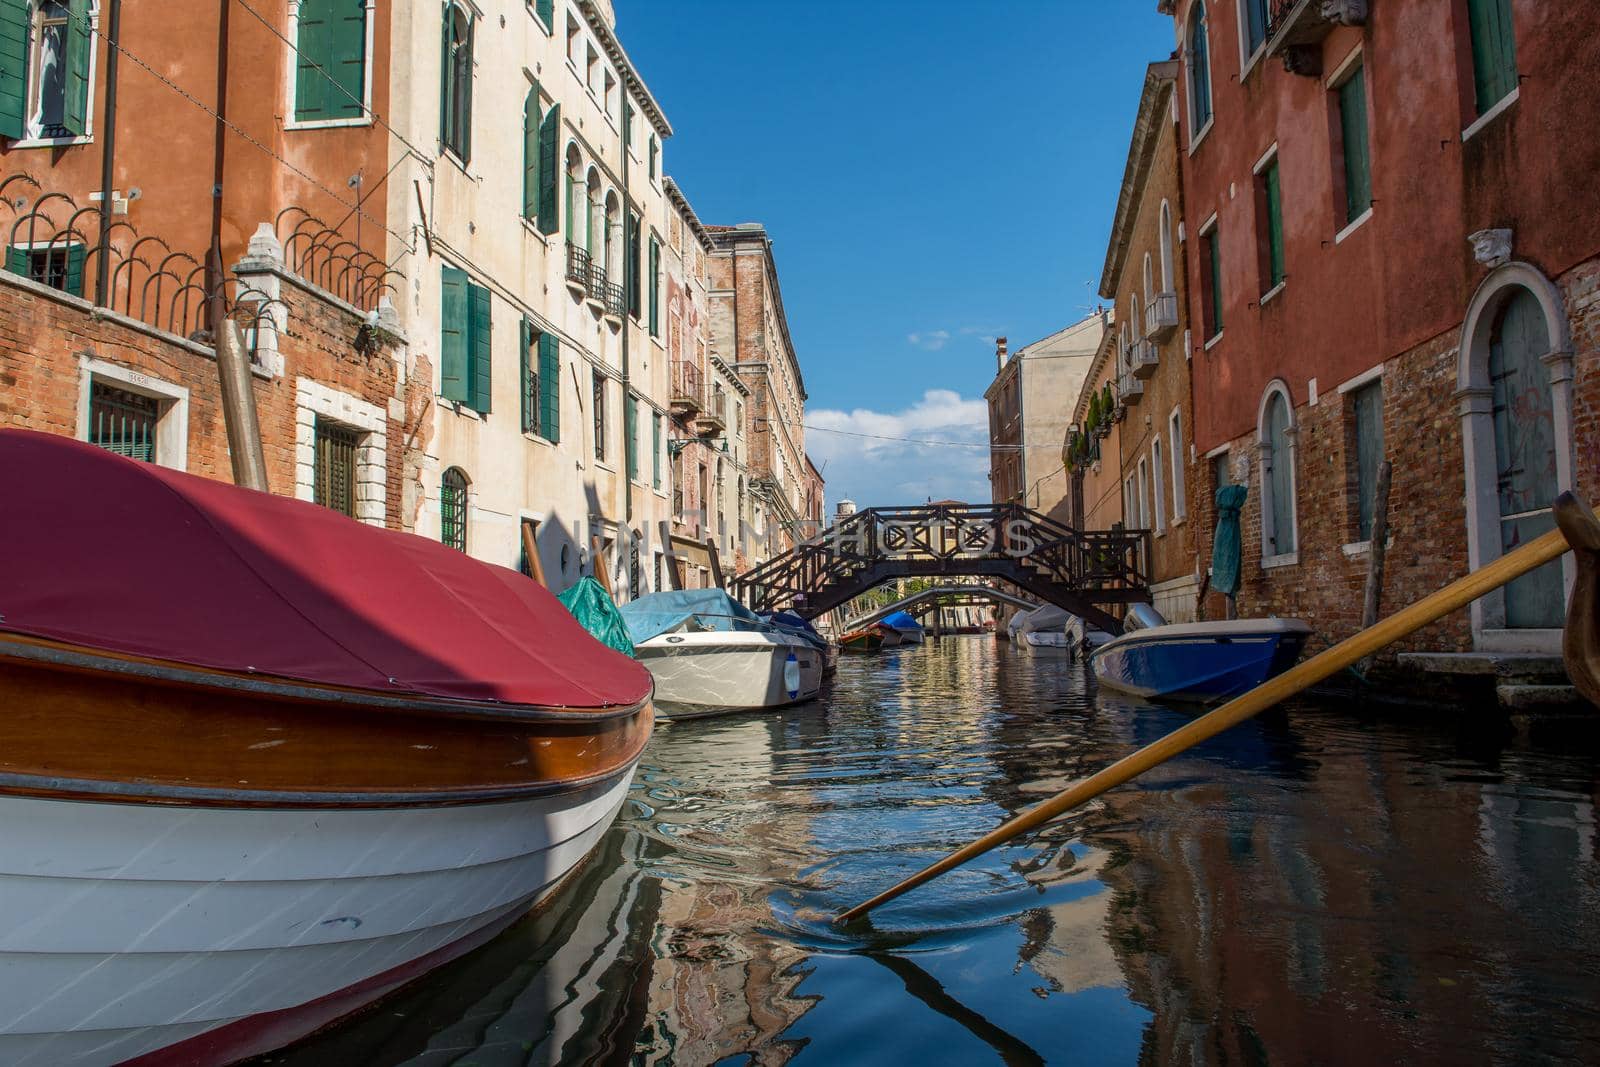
[1164,0,1599,665]
[707,222,809,557]
[1097,60,1201,621]
[1067,314,1126,535]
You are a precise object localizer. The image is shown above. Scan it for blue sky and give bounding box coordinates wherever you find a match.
[622,1,1175,508]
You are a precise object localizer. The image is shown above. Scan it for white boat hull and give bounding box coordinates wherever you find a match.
[634,631,824,719]
[0,769,636,1066]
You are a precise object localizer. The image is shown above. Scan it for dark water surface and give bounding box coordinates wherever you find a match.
[264,637,1600,1065]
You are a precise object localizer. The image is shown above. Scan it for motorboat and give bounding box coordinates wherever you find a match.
[879,610,926,645]
[0,430,654,1067]
[840,627,886,653]
[1090,603,1312,704]
[763,609,839,677]
[621,590,824,720]
[1064,614,1116,658]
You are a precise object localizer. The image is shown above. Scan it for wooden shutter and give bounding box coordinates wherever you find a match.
[1206,231,1223,335]
[439,266,470,403]
[1339,68,1372,222]
[1265,162,1284,288]
[519,317,534,432]
[625,393,638,479]
[296,0,332,121]
[331,0,366,119]
[62,0,91,135]
[522,88,539,219]
[1468,0,1517,113]
[648,238,660,335]
[538,104,560,234]
[468,281,492,414]
[535,0,554,30]
[438,5,451,145]
[652,412,662,489]
[64,244,85,296]
[461,16,474,162]
[0,0,28,139]
[538,332,560,443]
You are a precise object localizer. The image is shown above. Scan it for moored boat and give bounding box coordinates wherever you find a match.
[1090,608,1313,704]
[0,430,655,1067]
[763,609,839,677]
[621,590,824,720]
[879,610,926,645]
[839,627,886,653]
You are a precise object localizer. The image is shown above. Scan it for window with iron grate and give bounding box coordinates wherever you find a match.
[441,467,470,551]
[313,417,361,517]
[88,381,159,462]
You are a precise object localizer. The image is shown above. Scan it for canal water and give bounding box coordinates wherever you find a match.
[262,636,1600,1066]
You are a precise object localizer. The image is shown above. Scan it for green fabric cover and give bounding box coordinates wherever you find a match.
[1211,483,1248,597]
[557,576,635,657]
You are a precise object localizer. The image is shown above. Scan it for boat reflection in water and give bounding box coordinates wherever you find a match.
[265,639,1600,1065]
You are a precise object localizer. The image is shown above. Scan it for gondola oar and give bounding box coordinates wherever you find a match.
[836,491,1594,923]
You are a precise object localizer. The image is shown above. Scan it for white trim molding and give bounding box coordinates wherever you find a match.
[1255,378,1299,564]
[283,0,377,132]
[77,357,190,472]
[294,377,388,527]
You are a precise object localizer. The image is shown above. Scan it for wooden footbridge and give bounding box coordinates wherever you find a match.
[730,503,1149,633]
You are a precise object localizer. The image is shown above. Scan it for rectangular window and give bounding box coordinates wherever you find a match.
[1258,157,1285,292]
[1466,0,1517,115]
[313,417,360,517]
[1337,65,1372,225]
[1201,222,1223,338]
[1212,451,1233,494]
[1242,0,1268,59]
[6,242,85,295]
[294,0,367,123]
[648,236,661,336]
[440,4,474,163]
[440,266,491,414]
[519,318,541,436]
[625,392,639,480]
[565,15,580,65]
[531,0,553,32]
[1152,444,1167,533]
[0,0,91,141]
[1169,409,1187,521]
[523,90,561,234]
[1351,381,1384,541]
[626,211,641,319]
[652,411,662,489]
[648,135,658,181]
[88,381,159,463]
[592,370,606,462]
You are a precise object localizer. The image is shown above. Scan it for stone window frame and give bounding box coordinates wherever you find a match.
[294,377,386,527]
[11,0,100,149]
[283,0,377,132]
[1181,0,1216,152]
[77,356,189,471]
[1151,435,1168,535]
[1256,378,1300,568]
[1159,199,1176,294]
[1168,406,1187,523]
[1455,261,1576,651]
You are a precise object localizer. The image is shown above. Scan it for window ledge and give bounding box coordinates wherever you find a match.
[1260,280,1287,307]
[1171,515,1187,528]
[286,115,372,132]
[1188,117,1214,156]
[1203,329,1226,352]
[9,133,92,149]
[1342,540,1371,557]
[529,6,552,34]
[1261,552,1299,570]
[1239,45,1266,83]
[593,459,616,474]
[1461,86,1519,143]
[441,148,473,179]
[439,398,485,422]
[522,431,556,448]
[1335,207,1374,244]
[520,217,550,246]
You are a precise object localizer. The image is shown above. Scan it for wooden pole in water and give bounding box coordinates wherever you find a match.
[836,503,1583,923]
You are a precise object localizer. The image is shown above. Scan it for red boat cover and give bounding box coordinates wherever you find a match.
[0,430,651,709]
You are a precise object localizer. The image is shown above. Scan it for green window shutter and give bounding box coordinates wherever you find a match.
[1265,161,1284,289]
[648,238,660,335]
[652,412,662,489]
[440,266,470,403]
[625,393,638,480]
[296,0,332,121]
[538,104,560,234]
[519,317,533,432]
[1339,67,1372,223]
[565,172,575,239]
[0,0,28,139]
[4,244,27,277]
[64,244,85,296]
[331,0,367,119]
[648,136,657,180]
[1467,0,1517,114]
[538,332,560,443]
[461,18,475,162]
[622,101,632,152]
[626,213,640,318]
[1206,231,1223,336]
[468,282,492,414]
[535,0,554,31]
[61,0,91,135]
[438,6,451,146]
[522,88,539,219]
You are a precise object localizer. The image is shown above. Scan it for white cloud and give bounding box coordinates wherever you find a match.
[906,329,950,351]
[805,389,991,510]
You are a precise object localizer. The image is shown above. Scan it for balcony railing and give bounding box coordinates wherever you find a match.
[1144,291,1178,342]
[1266,0,1367,74]
[603,280,625,321]
[1131,339,1160,380]
[694,388,728,437]
[585,262,608,308]
[1118,372,1145,404]
[671,358,704,416]
[565,244,591,294]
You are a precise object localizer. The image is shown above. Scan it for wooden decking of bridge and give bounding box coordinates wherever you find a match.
[731,503,1149,633]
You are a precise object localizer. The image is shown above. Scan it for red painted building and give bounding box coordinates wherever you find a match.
[1166,0,1600,671]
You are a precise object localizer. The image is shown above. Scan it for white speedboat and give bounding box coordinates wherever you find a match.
[622,590,825,720]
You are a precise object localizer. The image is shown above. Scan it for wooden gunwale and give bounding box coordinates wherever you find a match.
[0,634,654,809]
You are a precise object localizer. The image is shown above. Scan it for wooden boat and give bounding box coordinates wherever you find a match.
[621,590,824,720]
[0,430,654,1067]
[1091,608,1312,704]
[879,611,926,645]
[839,627,886,653]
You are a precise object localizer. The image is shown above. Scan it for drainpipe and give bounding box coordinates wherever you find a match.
[93,0,121,308]
[208,0,230,327]
[621,117,633,529]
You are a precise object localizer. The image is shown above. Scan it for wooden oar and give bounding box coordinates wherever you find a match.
[836,498,1586,923]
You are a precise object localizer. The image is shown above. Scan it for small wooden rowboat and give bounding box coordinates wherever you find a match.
[839,627,886,653]
[0,430,654,1067]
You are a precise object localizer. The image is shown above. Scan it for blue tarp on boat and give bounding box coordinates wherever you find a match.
[618,589,770,643]
[880,611,924,633]
[762,609,829,652]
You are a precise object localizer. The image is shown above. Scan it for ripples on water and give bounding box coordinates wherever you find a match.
[263,637,1600,1066]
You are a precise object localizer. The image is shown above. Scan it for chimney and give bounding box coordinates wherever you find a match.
[995,336,1008,372]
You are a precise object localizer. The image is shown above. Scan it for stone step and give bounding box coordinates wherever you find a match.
[1496,684,1591,711]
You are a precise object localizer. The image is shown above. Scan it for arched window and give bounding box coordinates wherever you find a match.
[1159,200,1175,292]
[1151,436,1167,533]
[564,144,582,241]
[440,3,473,162]
[1240,0,1268,62]
[1186,1,1213,138]
[441,467,469,552]
[1258,385,1296,559]
[1143,252,1154,308]
[585,168,602,257]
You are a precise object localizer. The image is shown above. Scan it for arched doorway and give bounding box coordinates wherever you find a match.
[1458,263,1576,646]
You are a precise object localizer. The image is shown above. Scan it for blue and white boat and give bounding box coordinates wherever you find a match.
[1090,606,1312,705]
[879,610,926,645]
